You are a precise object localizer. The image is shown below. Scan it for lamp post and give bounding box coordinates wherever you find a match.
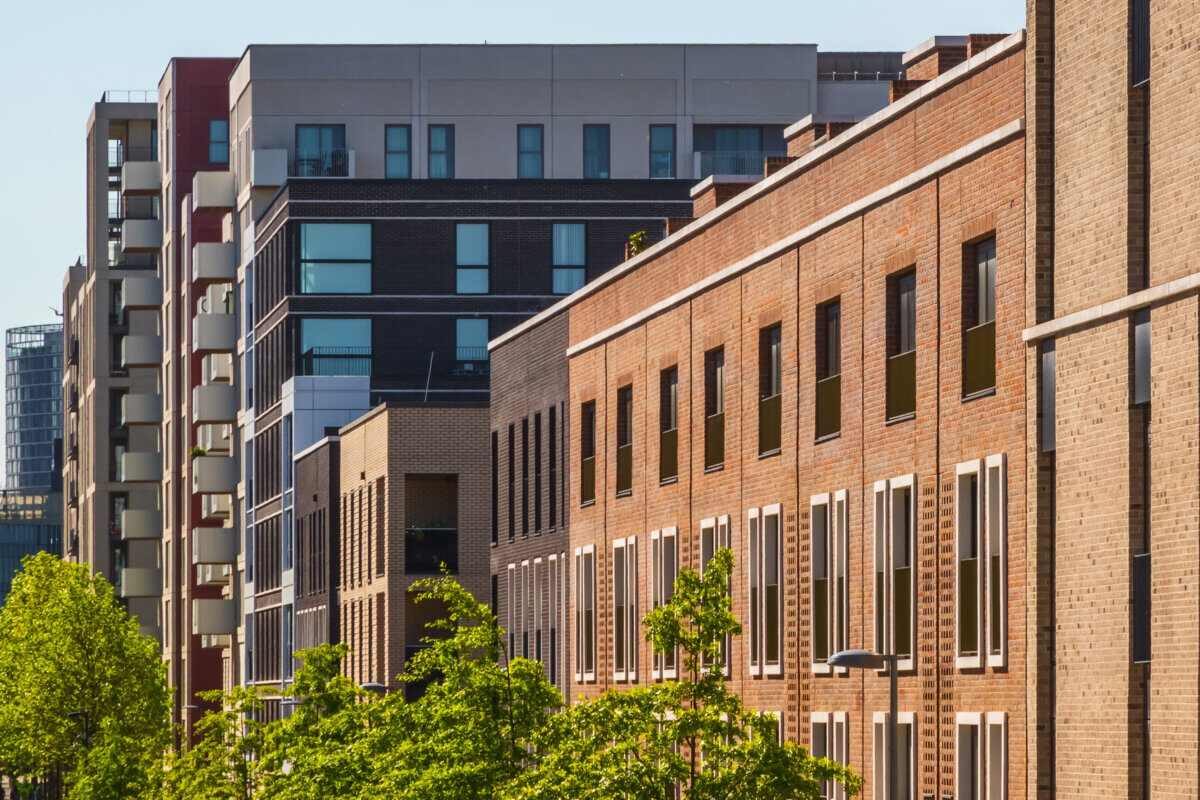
[828,649,898,800]
[66,710,90,749]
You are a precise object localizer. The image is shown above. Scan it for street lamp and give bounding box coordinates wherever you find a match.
[361,682,387,697]
[66,711,90,749]
[828,649,898,800]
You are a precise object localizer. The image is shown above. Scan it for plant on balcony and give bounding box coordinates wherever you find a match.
[628,230,648,257]
[189,446,208,460]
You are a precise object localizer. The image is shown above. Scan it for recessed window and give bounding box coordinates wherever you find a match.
[507,424,515,541]
[659,367,678,483]
[887,271,917,420]
[873,712,917,800]
[209,120,229,164]
[699,516,731,672]
[964,237,997,397]
[816,300,841,439]
[294,124,347,176]
[812,712,851,800]
[583,124,610,179]
[704,348,725,470]
[955,455,1008,669]
[956,713,1007,800]
[385,125,411,179]
[552,223,586,294]
[651,527,678,679]
[456,223,489,294]
[759,325,782,454]
[612,536,638,681]
[874,476,916,671]
[454,318,488,364]
[748,505,782,675]
[615,385,633,496]
[297,318,371,376]
[574,546,596,682]
[580,401,596,506]
[518,124,544,179]
[298,223,371,294]
[429,124,455,179]
[812,491,848,673]
[649,124,676,178]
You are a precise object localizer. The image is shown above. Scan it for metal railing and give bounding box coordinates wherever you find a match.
[886,350,916,420]
[815,374,841,440]
[405,526,458,574]
[455,346,489,362]
[615,443,632,495]
[758,393,781,454]
[958,556,979,655]
[693,150,788,179]
[298,347,372,377]
[580,456,596,505]
[102,90,156,103]
[817,71,904,81]
[704,412,724,470]
[107,143,156,168]
[659,427,678,483]
[289,149,351,178]
[962,320,996,397]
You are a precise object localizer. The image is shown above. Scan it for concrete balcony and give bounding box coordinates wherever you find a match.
[192,384,237,425]
[121,335,162,368]
[192,171,235,214]
[196,563,232,588]
[200,492,232,521]
[199,422,234,455]
[121,276,163,310]
[192,597,237,635]
[192,527,237,564]
[204,353,233,383]
[121,393,162,426]
[121,508,163,540]
[192,242,236,284]
[201,633,232,649]
[121,160,161,196]
[192,455,235,495]
[121,218,162,253]
[120,451,162,483]
[139,623,163,642]
[118,567,162,598]
[251,149,287,187]
[192,313,236,354]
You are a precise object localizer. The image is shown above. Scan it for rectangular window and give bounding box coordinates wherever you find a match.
[816,300,842,438]
[298,318,371,376]
[811,491,849,673]
[649,124,676,178]
[294,124,347,176]
[534,559,543,663]
[704,348,725,470]
[552,223,586,294]
[507,424,515,541]
[209,119,229,164]
[385,125,411,179]
[456,223,489,294]
[455,318,489,368]
[1134,309,1151,405]
[583,124,610,179]
[1131,0,1150,84]
[429,124,455,178]
[518,124,544,179]
[873,712,916,800]
[522,560,531,658]
[956,455,1008,669]
[887,271,917,420]
[521,419,530,537]
[964,237,997,397]
[759,325,782,455]
[299,223,371,294]
[574,546,596,681]
[534,413,543,533]
[548,406,557,529]
[651,528,678,679]
[507,563,516,657]
[874,476,916,670]
[549,555,559,685]
[811,712,850,800]
[956,714,983,800]
[699,516,731,672]
[580,401,596,505]
[615,385,633,496]
[613,536,638,681]
[659,367,678,483]
[986,712,1008,800]
[491,431,498,545]
[748,505,782,675]
[1040,341,1056,452]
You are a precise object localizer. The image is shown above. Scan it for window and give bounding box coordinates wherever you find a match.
[580,401,596,505]
[704,348,725,470]
[295,124,347,176]
[887,270,917,419]
[574,545,596,682]
[615,385,633,496]
[759,325,782,454]
[456,223,489,294]
[748,505,782,675]
[816,300,841,438]
[491,431,498,545]
[872,712,916,800]
[522,560,531,657]
[1040,341,1056,452]
[714,125,763,152]
[1131,0,1149,84]
[874,476,916,671]
[583,124,610,179]
[548,406,557,529]
[699,516,731,672]
[518,124,544,179]
[534,413,543,533]
[552,223,586,294]
[659,367,678,483]
[549,554,559,684]
[956,455,1008,669]
[521,418,530,537]
[429,124,455,179]
[455,318,488,363]
[298,318,371,376]
[651,527,678,679]
[534,558,544,662]
[811,491,848,673]
[209,119,229,164]
[299,223,371,294]
[811,712,850,800]
[649,124,676,178]
[507,564,516,656]
[507,424,515,541]
[964,237,997,397]
[385,125,411,179]
[956,713,1007,800]
[613,536,638,681]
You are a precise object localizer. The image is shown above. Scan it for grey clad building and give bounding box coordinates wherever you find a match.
[6,324,64,491]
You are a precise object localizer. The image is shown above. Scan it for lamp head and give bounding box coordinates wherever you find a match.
[827,649,887,670]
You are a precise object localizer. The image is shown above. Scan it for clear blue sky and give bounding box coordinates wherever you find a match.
[0,0,1024,337]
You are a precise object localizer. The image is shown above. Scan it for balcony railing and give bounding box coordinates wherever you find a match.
[886,349,916,420]
[453,346,490,376]
[405,527,458,574]
[962,320,996,397]
[107,144,156,169]
[693,150,787,179]
[758,393,782,455]
[958,556,979,656]
[659,427,678,483]
[298,347,372,377]
[615,443,632,496]
[815,374,841,440]
[704,412,725,470]
[289,149,351,178]
[580,456,596,505]
[102,89,156,103]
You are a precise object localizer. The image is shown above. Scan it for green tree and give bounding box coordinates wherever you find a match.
[156,687,265,800]
[510,549,861,800]
[0,553,170,799]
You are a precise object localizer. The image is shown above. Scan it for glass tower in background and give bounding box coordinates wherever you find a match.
[5,324,63,491]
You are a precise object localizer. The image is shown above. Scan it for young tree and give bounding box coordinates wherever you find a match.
[510,549,861,800]
[156,687,266,800]
[0,553,170,799]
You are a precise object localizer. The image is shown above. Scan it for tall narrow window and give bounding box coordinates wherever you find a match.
[874,476,916,670]
[659,367,679,483]
[748,505,782,675]
[649,124,676,178]
[704,348,725,470]
[507,424,515,541]
[956,455,1008,669]
[456,223,489,294]
[522,560,530,657]
[964,237,997,397]
[517,124,544,179]
[507,563,516,657]
[534,413,543,533]
[615,385,633,496]
[816,300,842,438]
[428,124,454,178]
[580,401,596,505]
[887,270,917,419]
[812,712,851,800]
[209,119,229,164]
[574,546,596,681]
[549,555,558,685]
[552,223,586,294]
[986,712,1008,800]
[490,430,498,545]
[613,536,638,681]
[548,406,557,529]
[956,715,983,800]
[873,713,916,800]
[956,466,983,666]
[385,125,411,179]
[534,559,543,663]
[1131,0,1150,84]
[651,528,678,679]
[700,516,731,672]
[759,325,782,454]
[811,491,848,673]
[583,124,610,179]
[521,419,530,537]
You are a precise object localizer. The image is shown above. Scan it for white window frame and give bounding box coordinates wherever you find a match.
[748,508,762,676]
[612,536,638,682]
[955,459,985,669]
[534,556,543,664]
[574,545,596,683]
[651,527,678,680]
[507,563,516,659]
[985,454,1008,667]
[956,712,985,800]
[872,711,916,800]
[810,711,850,800]
[521,559,531,659]
[762,504,783,675]
[699,515,731,675]
[986,711,1008,800]
[548,553,558,684]
[874,475,917,673]
[811,492,849,675]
